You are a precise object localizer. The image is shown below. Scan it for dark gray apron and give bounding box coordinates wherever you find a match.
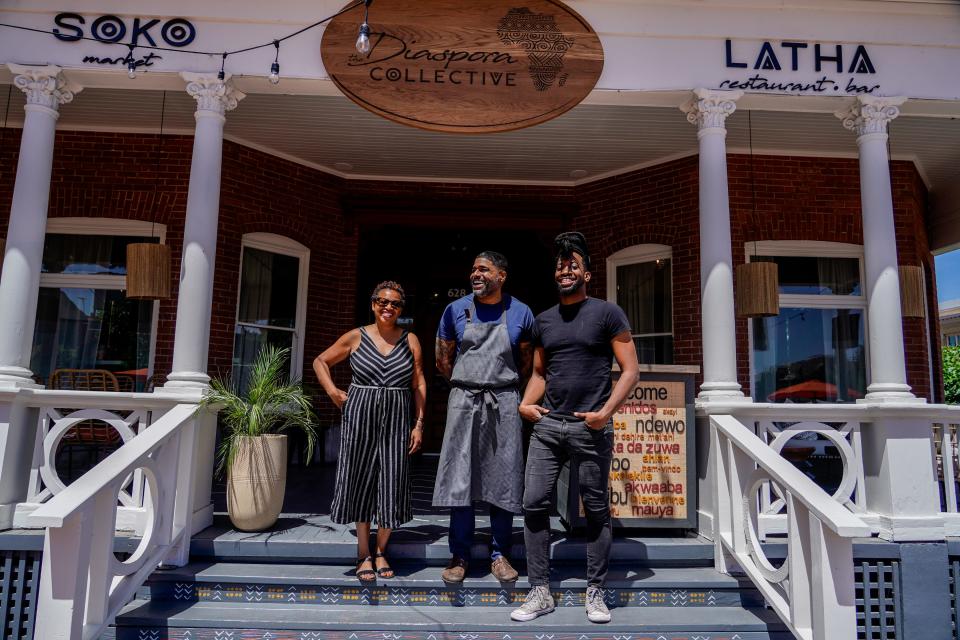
[432,298,524,513]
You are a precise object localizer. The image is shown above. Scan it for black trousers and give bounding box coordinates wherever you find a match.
[522,414,613,587]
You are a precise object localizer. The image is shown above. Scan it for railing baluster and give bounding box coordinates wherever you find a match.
[786,495,812,637]
[34,512,92,640]
[82,488,119,629]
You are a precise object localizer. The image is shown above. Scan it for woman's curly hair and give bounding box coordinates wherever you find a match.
[370,280,406,304]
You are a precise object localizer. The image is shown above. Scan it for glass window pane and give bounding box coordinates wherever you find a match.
[31,288,154,391]
[634,335,674,366]
[752,307,866,403]
[232,325,294,393]
[42,234,156,275]
[237,247,299,328]
[616,258,672,335]
[754,256,861,296]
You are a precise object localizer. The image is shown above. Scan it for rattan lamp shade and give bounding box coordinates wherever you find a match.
[735,261,779,318]
[126,243,171,299]
[898,265,926,318]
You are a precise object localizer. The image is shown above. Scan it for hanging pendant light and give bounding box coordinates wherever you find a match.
[126,92,171,300]
[735,111,779,318]
[898,265,926,318]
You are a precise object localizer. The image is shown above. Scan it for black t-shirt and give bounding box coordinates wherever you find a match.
[531,297,631,418]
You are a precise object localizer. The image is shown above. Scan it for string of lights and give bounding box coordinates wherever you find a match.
[0,0,372,83]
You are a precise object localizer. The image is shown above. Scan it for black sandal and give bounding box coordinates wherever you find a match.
[356,556,376,582]
[374,552,394,579]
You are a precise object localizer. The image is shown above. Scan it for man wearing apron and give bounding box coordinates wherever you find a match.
[433,251,534,583]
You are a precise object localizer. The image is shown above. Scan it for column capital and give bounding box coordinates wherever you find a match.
[180,72,245,118]
[7,64,81,114]
[835,95,907,138]
[680,88,743,132]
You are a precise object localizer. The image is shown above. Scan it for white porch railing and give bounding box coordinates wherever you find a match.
[26,402,200,640]
[711,413,872,640]
[703,402,960,539]
[14,389,187,534]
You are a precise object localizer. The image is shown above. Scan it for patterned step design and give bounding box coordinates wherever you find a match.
[109,562,790,640]
[139,563,764,609]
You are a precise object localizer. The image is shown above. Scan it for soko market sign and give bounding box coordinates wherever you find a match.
[321,0,604,133]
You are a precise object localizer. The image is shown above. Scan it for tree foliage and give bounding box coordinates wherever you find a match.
[945,346,960,405]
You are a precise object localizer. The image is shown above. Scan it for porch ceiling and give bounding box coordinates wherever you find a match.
[1,86,958,249]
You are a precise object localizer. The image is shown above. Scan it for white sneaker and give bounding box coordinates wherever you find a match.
[510,585,555,621]
[585,585,611,623]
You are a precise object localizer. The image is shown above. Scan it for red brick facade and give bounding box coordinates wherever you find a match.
[0,130,942,407]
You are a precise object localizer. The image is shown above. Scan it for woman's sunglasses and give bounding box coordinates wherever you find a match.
[373,297,404,310]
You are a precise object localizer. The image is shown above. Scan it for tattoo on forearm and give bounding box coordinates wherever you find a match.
[436,338,456,379]
[518,343,533,381]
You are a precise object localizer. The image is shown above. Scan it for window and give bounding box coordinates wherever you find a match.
[232,234,309,392]
[747,241,867,403]
[31,219,162,391]
[607,245,673,364]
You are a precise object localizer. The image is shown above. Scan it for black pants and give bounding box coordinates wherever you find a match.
[522,414,613,587]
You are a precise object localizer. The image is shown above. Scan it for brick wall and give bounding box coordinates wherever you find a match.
[0,130,940,403]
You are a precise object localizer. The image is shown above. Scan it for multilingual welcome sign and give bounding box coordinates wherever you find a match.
[320,0,604,133]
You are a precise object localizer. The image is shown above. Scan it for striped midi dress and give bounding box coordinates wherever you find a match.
[330,328,414,529]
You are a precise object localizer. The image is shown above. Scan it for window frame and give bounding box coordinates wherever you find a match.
[745,240,869,402]
[606,243,674,358]
[233,232,310,383]
[37,217,165,386]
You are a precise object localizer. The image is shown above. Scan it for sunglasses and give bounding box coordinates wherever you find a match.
[373,297,404,309]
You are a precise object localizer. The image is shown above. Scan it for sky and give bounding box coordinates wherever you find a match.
[936,249,960,304]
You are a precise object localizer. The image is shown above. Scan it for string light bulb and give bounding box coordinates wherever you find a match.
[218,52,227,81]
[127,45,137,79]
[356,22,371,55]
[269,40,281,84]
[356,0,374,55]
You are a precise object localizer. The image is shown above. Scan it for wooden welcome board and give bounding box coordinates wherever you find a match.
[321,0,604,133]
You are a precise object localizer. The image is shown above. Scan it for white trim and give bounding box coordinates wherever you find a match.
[233,233,310,383]
[45,218,166,242]
[745,240,863,259]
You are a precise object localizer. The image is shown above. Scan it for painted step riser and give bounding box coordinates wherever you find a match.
[187,553,716,569]
[140,584,763,608]
[113,629,795,640]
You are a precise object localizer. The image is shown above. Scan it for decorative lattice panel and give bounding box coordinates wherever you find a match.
[0,550,41,640]
[856,560,902,640]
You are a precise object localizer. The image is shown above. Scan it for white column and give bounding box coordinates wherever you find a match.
[163,73,245,390]
[836,95,920,403]
[681,88,749,403]
[0,65,80,388]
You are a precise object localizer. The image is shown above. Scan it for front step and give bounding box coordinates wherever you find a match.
[140,562,764,608]
[110,561,789,639]
[112,600,792,639]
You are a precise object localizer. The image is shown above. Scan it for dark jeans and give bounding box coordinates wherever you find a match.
[523,414,613,587]
[449,503,515,561]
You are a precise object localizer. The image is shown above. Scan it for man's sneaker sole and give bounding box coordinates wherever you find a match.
[510,605,555,622]
[587,611,611,624]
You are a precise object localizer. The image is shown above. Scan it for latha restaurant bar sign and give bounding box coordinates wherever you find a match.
[321,0,604,133]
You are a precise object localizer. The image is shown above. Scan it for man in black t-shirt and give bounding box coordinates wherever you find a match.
[511,232,639,625]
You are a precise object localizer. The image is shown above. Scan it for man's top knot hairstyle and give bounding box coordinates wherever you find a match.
[554,231,590,268]
[475,250,509,272]
[371,280,406,303]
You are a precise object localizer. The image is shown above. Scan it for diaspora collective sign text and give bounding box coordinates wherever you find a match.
[320,0,604,134]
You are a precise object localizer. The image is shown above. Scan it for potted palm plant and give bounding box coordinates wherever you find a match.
[202,345,317,532]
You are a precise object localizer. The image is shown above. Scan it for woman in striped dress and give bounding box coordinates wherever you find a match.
[313,281,426,581]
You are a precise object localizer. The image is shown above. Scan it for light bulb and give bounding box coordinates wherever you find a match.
[356,23,371,55]
[127,60,137,79]
[269,61,280,84]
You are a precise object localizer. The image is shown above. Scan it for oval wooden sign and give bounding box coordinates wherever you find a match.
[321,0,604,133]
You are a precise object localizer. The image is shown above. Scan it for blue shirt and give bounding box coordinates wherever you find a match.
[437,294,535,365]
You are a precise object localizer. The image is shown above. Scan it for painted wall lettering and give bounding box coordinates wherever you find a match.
[722,39,880,95]
[52,13,196,47]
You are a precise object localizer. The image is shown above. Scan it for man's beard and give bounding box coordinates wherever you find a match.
[473,279,500,298]
[556,277,584,295]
